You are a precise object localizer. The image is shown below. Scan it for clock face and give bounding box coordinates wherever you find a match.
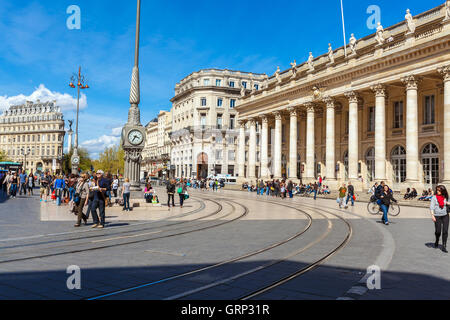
[128,130,143,145]
[72,157,80,164]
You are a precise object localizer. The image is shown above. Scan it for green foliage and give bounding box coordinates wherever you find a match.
[92,145,125,176]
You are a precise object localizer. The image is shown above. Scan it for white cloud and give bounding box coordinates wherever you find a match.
[80,127,122,159]
[0,84,87,112]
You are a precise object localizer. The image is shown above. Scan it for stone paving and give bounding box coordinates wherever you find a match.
[0,187,448,300]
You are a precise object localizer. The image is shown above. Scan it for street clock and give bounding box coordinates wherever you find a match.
[128,129,144,146]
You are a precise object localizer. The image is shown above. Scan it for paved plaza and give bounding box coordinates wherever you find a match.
[0,187,448,300]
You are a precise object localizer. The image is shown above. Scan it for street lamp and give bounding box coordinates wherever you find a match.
[69,67,89,175]
[21,147,31,173]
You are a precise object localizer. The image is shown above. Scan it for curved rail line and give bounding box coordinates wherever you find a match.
[0,197,206,247]
[86,198,315,300]
[0,197,247,264]
[0,196,219,253]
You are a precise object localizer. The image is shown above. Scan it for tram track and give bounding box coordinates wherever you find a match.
[0,197,206,248]
[0,197,248,264]
[86,197,319,300]
[85,194,352,301]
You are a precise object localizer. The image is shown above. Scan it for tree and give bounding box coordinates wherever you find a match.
[62,148,93,174]
[93,145,125,176]
[0,150,9,162]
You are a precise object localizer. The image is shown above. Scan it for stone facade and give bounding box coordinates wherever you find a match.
[142,110,172,178]
[236,3,450,192]
[170,69,267,179]
[0,100,65,173]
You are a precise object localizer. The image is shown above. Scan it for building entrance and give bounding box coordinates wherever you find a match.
[197,153,208,179]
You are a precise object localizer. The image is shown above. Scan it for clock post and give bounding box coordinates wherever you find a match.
[122,0,145,191]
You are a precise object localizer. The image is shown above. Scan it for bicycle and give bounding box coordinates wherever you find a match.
[367,198,400,217]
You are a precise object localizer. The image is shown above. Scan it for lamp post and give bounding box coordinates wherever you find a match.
[21,147,31,173]
[69,67,89,175]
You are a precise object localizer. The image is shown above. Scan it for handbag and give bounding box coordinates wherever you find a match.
[177,187,183,194]
[184,193,189,200]
[353,195,356,201]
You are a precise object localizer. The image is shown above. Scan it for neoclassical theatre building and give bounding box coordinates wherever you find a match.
[235,3,450,192]
[0,100,66,173]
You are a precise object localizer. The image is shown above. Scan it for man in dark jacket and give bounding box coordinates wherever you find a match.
[346,182,355,206]
[166,179,176,210]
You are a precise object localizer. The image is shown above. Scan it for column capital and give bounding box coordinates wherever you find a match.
[401,75,421,90]
[371,84,387,97]
[272,111,282,120]
[344,91,361,103]
[287,106,298,117]
[438,65,450,82]
[304,102,315,113]
[248,118,256,126]
[260,114,269,124]
[238,119,246,127]
[322,96,335,109]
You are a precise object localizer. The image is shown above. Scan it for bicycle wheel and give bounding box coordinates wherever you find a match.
[389,203,400,216]
[367,202,380,215]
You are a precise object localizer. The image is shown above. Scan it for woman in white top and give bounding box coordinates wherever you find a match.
[121,178,131,211]
[430,185,449,253]
[112,175,119,198]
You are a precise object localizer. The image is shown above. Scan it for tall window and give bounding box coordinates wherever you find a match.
[230,115,235,130]
[216,79,222,86]
[217,98,223,107]
[242,81,247,89]
[422,143,439,185]
[217,115,223,129]
[254,84,259,90]
[393,101,404,129]
[391,145,406,183]
[424,95,435,125]
[200,114,206,128]
[229,81,235,88]
[368,107,375,132]
[203,79,210,86]
[201,98,207,106]
[230,99,236,108]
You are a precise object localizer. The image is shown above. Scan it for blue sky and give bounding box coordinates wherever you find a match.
[0,0,444,158]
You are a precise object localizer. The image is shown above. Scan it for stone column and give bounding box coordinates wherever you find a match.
[260,115,269,179]
[371,84,387,181]
[304,103,315,180]
[273,111,282,179]
[401,75,420,183]
[345,91,360,180]
[288,107,298,180]
[323,97,336,180]
[439,66,450,184]
[238,120,246,179]
[248,118,257,179]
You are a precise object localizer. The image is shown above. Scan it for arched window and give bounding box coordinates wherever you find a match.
[366,147,375,182]
[421,143,439,185]
[391,145,406,183]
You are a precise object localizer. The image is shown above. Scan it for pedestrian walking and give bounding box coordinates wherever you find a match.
[74,174,89,227]
[90,170,108,229]
[178,179,188,208]
[27,173,35,196]
[167,179,176,210]
[379,185,397,226]
[346,181,355,206]
[53,175,65,206]
[430,185,449,253]
[112,175,119,198]
[121,178,131,211]
[313,182,318,200]
[19,170,27,196]
[287,180,294,198]
[338,184,347,209]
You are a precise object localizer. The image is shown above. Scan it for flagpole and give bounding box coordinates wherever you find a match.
[341,0,348,57]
